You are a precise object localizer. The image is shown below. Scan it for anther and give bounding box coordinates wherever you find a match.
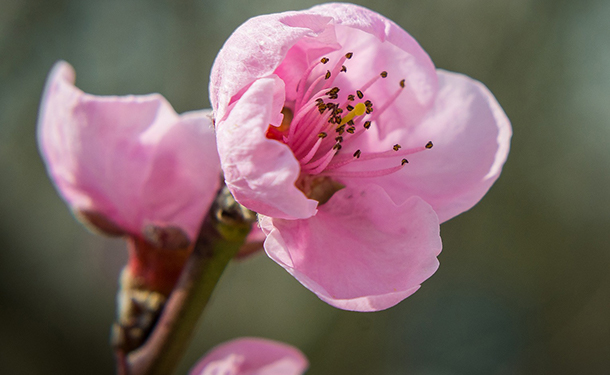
[363,121,371,129]
[335,136,343,142]
[399,79,405,88]
[347,94,355,101]
[345,52,353,59]
[318,132,328,139]
[353,150,362,158]
[380,71,388,78]
[393,144,402,151]
[425,141,433,149]
[401,159,409,165]
[326,87,339,95]
[333,143,343,151]
[356,90,364,99]
[340,65,347,73]
[366,107,373,114]
[321,57,329,64]
[364,100,373,107]
[347,120,354,126]
[325,70,331,80]
[346,105,354,111]
[346,127,355,134]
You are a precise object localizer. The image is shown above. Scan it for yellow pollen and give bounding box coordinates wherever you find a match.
[339,102,366,126]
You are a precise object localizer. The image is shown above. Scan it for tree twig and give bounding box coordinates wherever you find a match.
[121,186,256,375]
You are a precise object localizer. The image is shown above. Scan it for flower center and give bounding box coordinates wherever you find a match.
[267,52,433,199]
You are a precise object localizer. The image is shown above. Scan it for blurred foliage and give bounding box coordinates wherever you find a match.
[1,0,609,374]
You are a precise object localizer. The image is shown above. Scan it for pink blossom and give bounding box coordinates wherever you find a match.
[211,3,511,311]
[38,61,221,245]
[189,338,308,375]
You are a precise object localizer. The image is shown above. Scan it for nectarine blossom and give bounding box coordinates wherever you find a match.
[212,3,511,311]
[190,338,308,375]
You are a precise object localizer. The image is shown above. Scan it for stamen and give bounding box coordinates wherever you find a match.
[295,58,327,104]
[323,54,350,89]
[286,52,428,183]
[300,136,325,164]
[322,164,406,178]
[326,143,430,170]
[289,96,327,142]
[299,75,328,108]
[304,148,338,175]
[367,81,405,123]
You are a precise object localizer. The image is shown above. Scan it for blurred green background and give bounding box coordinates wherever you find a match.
[1,0,609,374]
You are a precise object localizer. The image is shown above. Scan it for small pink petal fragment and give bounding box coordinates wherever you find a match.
[190,337,308,375]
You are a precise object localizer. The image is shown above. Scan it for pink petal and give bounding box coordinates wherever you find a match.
[189,337,308,375]
[260,184,442,312]
[38,61,221,241]
[341,70,512,223]
[216,76,318,219]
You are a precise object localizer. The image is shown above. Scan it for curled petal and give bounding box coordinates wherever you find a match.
[216,76,318,219]
[260,184,442,312]
[38,61,220,241]
[189,338,308,375]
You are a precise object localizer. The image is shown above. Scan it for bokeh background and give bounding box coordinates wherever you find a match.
[1,0,609,374]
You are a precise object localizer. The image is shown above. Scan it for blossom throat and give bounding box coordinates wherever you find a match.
[267,52,433,181]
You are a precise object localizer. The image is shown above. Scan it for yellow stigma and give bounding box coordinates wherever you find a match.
[340,102,366,126]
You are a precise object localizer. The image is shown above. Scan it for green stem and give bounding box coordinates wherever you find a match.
[123,186,255,375]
